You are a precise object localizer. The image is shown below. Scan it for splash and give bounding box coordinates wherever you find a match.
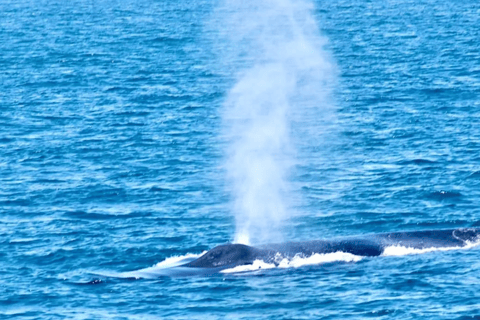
[382,241,480,256]
[217,0,335,245]
[221,251,361,274]
[151,252,207,268]
[220,260,277,274]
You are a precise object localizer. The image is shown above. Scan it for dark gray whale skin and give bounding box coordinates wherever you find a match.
[182,228,480,269]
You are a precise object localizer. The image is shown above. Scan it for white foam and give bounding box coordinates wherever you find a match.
[221,260,277,273]
[221,251,362,274]
[278,251,362,268]
[382,241,480,257]
[153,252,207,268]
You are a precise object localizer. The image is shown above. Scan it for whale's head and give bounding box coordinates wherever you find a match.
[184,244,265,268]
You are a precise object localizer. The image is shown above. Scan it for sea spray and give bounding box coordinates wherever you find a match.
[217,0,336,245]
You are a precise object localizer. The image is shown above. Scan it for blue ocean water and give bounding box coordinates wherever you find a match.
[1,0,480,318]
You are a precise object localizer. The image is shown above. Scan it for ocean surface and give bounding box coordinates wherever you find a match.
[1,0,480,319]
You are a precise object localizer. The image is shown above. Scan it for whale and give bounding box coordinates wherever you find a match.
[183,228,480,269]
[119,228,480,278]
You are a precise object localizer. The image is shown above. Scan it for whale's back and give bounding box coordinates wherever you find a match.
[183,243,271,268]
[181,228,480,270]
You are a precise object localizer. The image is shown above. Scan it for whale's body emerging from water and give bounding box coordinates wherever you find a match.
[184,228,480,269]
[122,228,480,277]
